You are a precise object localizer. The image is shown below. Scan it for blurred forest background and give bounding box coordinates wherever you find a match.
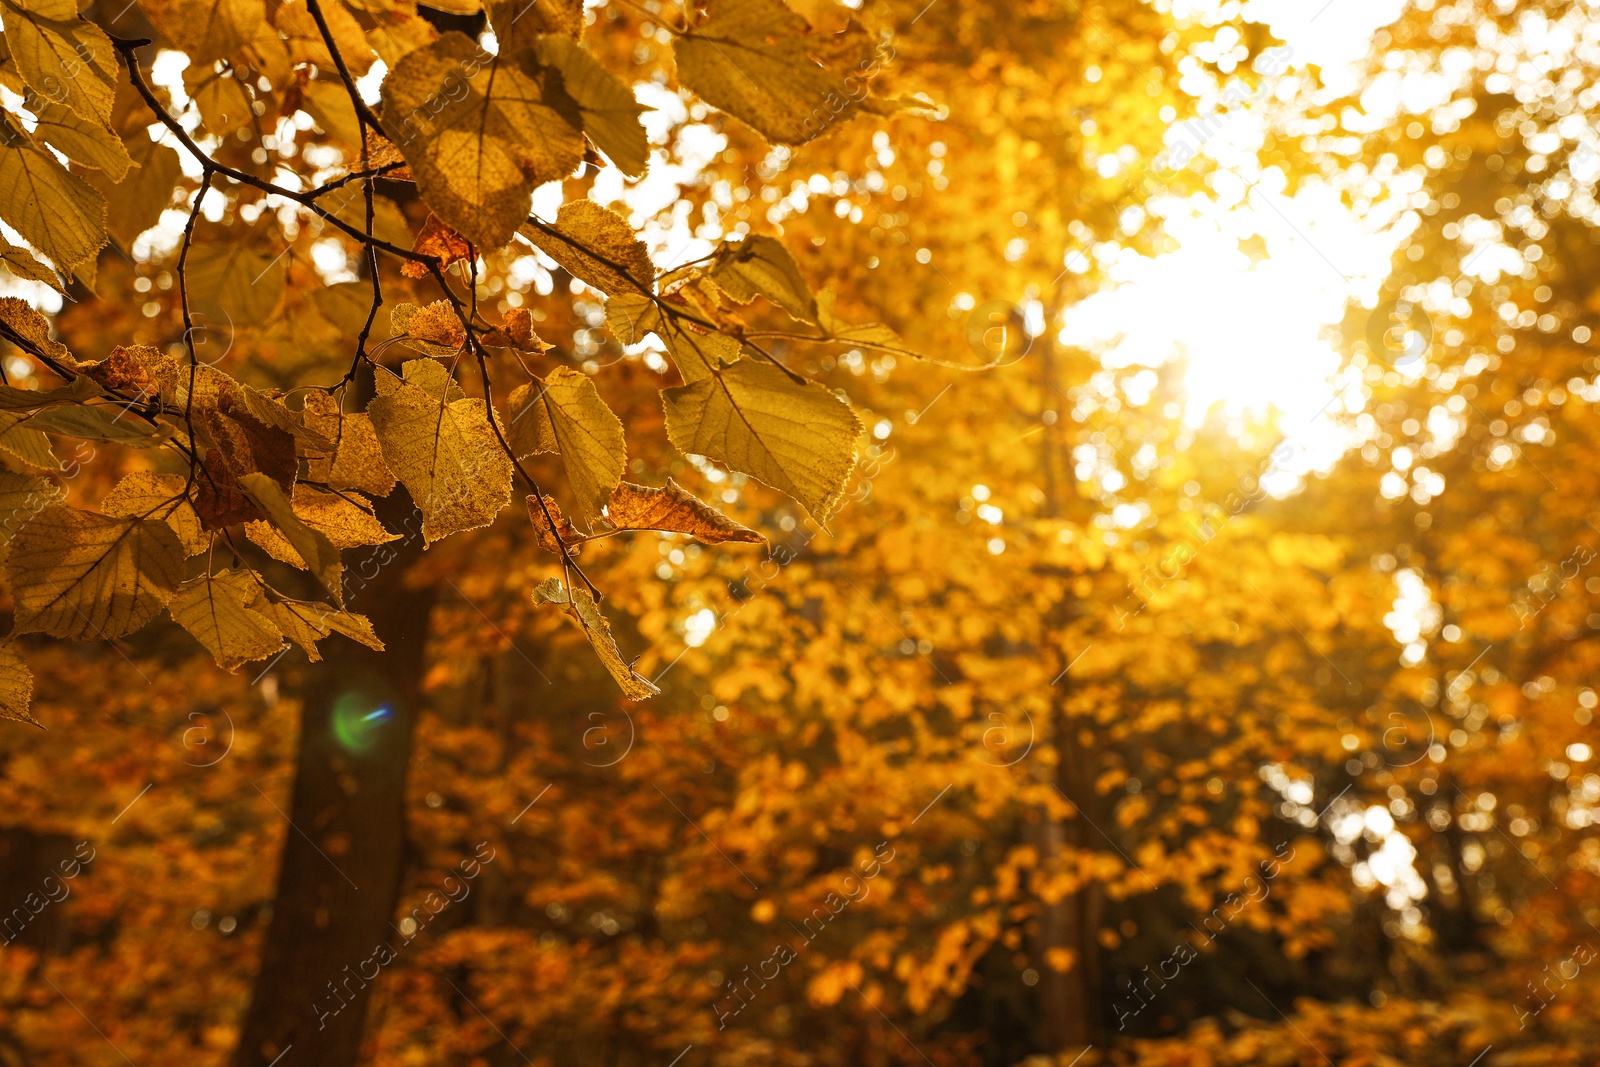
[2,0,1599,1065]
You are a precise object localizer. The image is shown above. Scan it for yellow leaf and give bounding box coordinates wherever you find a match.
[169,569,287,671]
[248,592,385,661]
[0,468,62,562]
[85,133,182,251]
[0,295,70,363]
[366,359,512,544]
[301,390,397,497]
[816,287,901,346]
[139,0,265,63]
[381,32,584,250]
[506,367,625,526]
[534,36,648,178]
[25,95,131,179]
[662,360,861,523]
[389,299,465,357]
[525,493,578,555]
[0,410,57,470]
[273,0,375,77]
[0,117,106,279]
[1,2,118,127]
[605,479,764,545]
[357,5,438,69]
[101,471,208,557]
[709,234,817,323]
[532,576,658,700]
[184,66,257,138]
[673,0,871,145]
[0,642,36,726]
[520,199,653,297]
[236,473,345,604]
[0,234,62,291]
[185,228,288,326]
[485,0,578,51]
[7,504,183,639]
[23,402,172,446]
[605,292,739,383]
[244,486,396,566]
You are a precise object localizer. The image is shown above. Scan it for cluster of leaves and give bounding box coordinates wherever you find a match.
[0,0,948,721]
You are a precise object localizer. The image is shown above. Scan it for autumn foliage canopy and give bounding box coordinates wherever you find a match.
[0,0,1598,1065]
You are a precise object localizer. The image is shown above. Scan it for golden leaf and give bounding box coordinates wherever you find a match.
[85,135,183,251]
[245,486,396,567]
[0,234,62,291]
[1,2,118,127]
[532,576,659,700]
[0,468,63,563]
[248,592,384,662]
[402,215,473,277]
[0,643,36,726]
[389,299,466,356]
[709,234,817,323]
[26,95,131,179]
[7,504,184,640]
[185,228,289,326]
[673,0,873,145]
[169,569,287,671]
[0,117,106,281]
[526,493,578,555]
[366,359,512,545]
[506,366,625,526]
[604,292,740,384]
[380,32,584,250]
[236,473,346,604]
[101,471,208,557]
[605,479,764,545]
[520,199,653,297]
[485,0,579,51]
[662,360,861,523]
[138,0,266,63]
[301,390,397,497]
[535,36,648,178]
[0,295,71,363]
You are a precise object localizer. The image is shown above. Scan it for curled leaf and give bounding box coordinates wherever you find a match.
[532,576,659,700]
[605,479,764,545]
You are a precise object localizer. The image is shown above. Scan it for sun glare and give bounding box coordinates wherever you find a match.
[1060,0,1412,475]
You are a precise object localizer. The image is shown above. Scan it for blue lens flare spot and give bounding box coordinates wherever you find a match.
[331,694,392,754]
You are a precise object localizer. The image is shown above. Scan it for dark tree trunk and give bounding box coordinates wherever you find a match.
[1035,708,1103,1053]
[231,488,434,1067]
[0,828,78,954]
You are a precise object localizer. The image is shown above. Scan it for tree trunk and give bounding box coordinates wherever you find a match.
[1033,312,1102,1053]
[231,489,434,1067]
[1035,712,1103,1054]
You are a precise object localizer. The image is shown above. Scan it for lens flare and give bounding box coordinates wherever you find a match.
[331,694,392,755]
